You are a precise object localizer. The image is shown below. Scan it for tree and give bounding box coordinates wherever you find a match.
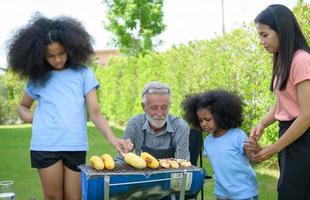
[104,0,166,56]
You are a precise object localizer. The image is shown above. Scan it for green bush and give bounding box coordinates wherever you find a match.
[0,71,25,124]
[1,1,308,167]
[95,2,309,167]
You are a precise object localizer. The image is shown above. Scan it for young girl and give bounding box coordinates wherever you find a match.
[182,90,260,200]
[250,4,310,199]
[6,14,132,199]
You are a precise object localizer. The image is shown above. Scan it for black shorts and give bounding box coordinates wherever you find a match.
[30,151,86,172]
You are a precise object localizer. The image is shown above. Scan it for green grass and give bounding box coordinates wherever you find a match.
[198,162,279,200]
[0,124,278,199]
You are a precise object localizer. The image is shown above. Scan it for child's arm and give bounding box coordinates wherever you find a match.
[86,89,133,154]
[18,93,34,123]
[244,136,261,163]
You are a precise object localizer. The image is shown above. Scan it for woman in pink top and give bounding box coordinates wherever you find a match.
[245,4,310,200]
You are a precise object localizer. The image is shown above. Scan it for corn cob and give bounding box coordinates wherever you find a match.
[100,154,115,170]
[140,152,159,169]
[123,152,146,169]
[89,155,105,170]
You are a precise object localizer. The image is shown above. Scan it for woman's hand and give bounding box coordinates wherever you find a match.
[250,105,277,141]
[252,144,279,162]
[244,136,262,163]
[110,138,134,155]
[250,123,265,141]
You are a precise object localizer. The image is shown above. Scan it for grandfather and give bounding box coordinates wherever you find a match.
[123,81,190,160]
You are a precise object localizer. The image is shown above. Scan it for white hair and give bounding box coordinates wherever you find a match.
[141,81,172,104]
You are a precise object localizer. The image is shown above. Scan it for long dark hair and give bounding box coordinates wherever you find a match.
[255,4,309,91]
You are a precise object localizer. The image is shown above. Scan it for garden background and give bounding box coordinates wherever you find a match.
[0,1,309,199]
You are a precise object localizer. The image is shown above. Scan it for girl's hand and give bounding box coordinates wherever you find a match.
[18,93,34,123]
[250,123,265,141]
[111,138,134,155]
[244,136,261,153]
[252,144,278,163]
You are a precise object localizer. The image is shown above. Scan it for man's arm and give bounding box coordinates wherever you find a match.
[174,119,190,160]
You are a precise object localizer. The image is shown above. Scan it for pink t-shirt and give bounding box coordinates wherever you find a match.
[275,50,310,121]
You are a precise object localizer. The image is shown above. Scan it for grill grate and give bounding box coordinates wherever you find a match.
[80,161,204,178]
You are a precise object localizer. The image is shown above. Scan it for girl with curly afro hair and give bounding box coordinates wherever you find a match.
[6,13,133,200]
[182,90,260,200]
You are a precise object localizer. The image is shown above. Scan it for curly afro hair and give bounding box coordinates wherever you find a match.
[6,12,94,84]
[182,89,244,130]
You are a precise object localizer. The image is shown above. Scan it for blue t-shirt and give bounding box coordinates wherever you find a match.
[203,128,258,199]
[26,67,99,151]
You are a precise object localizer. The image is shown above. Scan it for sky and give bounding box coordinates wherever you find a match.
[0,0,307,69]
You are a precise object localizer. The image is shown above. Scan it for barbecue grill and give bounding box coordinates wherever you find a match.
[79,161,206,200]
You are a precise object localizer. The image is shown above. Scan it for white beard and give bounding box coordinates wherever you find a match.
[146,113,168,129]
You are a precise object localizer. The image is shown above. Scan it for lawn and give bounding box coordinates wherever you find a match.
[0,124,279,199]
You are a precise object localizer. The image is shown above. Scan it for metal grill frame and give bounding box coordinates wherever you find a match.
[80,162,203,178]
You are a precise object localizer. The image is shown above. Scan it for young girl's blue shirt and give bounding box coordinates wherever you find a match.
[26,67,99,151]
[203,128,258,199]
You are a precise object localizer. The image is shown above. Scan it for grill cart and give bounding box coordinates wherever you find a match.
[79,162,205,200]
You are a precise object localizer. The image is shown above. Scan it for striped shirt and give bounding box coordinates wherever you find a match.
[123,113,190,160]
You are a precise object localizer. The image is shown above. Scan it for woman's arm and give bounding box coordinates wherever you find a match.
[253,80,310,162]
[18,93,34,123]
[273,80,310,151]
[86,89,133,154]
[250,104,277,141]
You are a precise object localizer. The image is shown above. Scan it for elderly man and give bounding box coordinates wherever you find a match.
[123,81,190,160]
